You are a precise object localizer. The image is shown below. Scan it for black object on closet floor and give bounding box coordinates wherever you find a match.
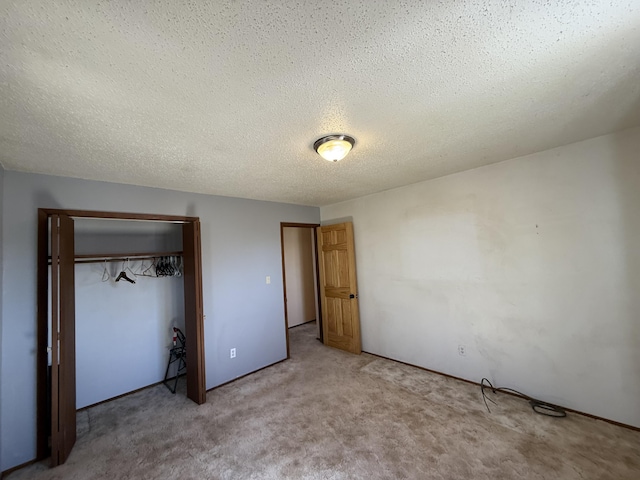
[163,327,187,394]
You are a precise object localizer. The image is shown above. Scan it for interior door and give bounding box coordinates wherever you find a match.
[50,214,76,466]
[182,220,207,404]
[317,222,361,354]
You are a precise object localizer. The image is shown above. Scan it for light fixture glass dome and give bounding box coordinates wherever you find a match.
[314,135,355,162]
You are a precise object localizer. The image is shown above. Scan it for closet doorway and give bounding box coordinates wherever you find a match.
[37,209,206,467]
[280,223,321,358]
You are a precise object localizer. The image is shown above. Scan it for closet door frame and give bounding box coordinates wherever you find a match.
[36,208,207,463]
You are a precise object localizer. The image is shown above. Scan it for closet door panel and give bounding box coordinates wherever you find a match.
[183,220,206,404]
[37,210,49,460]
[51,214,76,466]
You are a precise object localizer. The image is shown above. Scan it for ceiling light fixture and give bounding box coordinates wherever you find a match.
[314,135,355,162]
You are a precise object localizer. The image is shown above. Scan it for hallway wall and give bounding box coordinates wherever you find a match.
[283,227,316,328]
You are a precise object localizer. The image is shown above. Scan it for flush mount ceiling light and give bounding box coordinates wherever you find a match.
[314,135,355,162]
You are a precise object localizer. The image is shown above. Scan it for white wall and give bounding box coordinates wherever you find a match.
[0,172,319,470]
[283,227,316,328]
[321,127,640,428]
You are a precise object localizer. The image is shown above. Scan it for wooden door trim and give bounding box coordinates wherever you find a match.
[280,222,321,359]
[39,208,198,222]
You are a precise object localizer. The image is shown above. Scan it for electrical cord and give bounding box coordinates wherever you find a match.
[480,378,566,418]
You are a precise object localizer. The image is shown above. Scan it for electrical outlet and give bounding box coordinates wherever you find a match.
[266,276,271,284]
[230,348,236,359]
[458,345,466,356]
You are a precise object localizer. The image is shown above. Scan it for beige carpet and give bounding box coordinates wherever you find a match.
[8,322,640,479]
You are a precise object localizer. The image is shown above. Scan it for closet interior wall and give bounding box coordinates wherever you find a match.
[71,219,185,408]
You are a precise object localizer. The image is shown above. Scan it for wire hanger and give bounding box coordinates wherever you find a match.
[101,260,111,282]
[173,256,182,277]
[132,259,144,276]
[143,258,157,277]
[137,258,156,277]
[125,258,137,278]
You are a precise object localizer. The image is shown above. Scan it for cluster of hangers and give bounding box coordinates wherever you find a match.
[102,256,183,284]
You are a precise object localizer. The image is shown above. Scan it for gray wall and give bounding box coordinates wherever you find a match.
[321,127,640,428]
[0,172,319,470]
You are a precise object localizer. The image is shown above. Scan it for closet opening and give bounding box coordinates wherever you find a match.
[37,209,206,467]
[280,223,322,358]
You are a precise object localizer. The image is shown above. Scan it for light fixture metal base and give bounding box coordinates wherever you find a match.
[314,134,355,162]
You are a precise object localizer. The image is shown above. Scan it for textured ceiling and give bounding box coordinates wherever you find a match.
[1,1,639,206]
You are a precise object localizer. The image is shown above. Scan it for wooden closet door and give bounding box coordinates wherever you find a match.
[50,214,76,466]
[183,220,206,404]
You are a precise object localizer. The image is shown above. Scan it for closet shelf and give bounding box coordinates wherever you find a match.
[48,251,183,264]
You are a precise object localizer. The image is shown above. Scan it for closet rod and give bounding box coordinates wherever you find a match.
[48,250,183,265]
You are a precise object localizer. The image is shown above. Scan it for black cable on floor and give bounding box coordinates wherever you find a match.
[480,378,566,418]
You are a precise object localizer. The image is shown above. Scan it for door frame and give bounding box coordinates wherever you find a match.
[280,222,322,359]
[36,208,206,462]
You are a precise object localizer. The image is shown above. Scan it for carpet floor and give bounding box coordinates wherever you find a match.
[8,321,640,479]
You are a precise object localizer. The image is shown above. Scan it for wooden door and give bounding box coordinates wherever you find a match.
[182,220,206,404]
[50,214,76,466]
[317,222,361,354]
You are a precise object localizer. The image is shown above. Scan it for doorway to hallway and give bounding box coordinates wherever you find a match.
[280,223,321,357]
